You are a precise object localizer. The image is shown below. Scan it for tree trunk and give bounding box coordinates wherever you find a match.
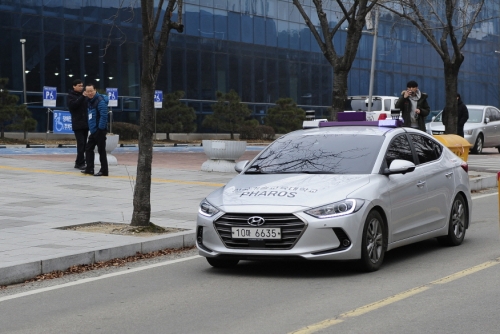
[331,68,349,121]
[442,60,462,135]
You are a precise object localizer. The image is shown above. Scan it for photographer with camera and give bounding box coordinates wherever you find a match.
[395,80,430,132]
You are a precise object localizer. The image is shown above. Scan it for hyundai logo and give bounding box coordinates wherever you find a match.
[247,216,265,226]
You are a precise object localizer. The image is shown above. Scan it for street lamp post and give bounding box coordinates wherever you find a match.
[20,39,27,105]
[367,6,379,114]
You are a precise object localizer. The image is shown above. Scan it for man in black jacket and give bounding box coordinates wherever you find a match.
[395,80,430,132]
[457,93,469,137]
[67,79,89,170]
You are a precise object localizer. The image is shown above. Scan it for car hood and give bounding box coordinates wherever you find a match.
[206,173,371,209]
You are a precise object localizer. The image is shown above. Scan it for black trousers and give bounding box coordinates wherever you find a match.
[73,129,88,166]
[85,130,108,173]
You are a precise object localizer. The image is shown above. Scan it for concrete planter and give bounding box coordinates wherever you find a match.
[201,140,247,172]
[94,134,119,166]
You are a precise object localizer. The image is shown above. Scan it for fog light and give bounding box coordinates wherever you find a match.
[342,239,351,247]
[197,226,203,244]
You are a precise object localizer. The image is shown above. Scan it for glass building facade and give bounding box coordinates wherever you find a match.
[1,1,499,132]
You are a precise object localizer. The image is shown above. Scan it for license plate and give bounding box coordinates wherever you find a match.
[231,227,281,239]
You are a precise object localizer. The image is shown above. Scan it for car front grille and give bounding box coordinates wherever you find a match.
[214,213,306,250]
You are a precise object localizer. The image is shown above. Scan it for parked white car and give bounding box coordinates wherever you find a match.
[426,105,500,154]
[344,95,399,121]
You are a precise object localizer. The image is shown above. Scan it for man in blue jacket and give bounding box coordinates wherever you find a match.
[81,83,109,176]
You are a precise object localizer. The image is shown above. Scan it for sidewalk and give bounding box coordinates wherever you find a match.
[0,148,497,286]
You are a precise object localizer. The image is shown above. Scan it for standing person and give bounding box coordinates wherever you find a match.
[81,83,109,177]
[67,79,89,170]
[457,93,469,137]
[395,80,430,132]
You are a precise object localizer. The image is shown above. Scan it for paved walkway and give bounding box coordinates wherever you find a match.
[0,146,496,286]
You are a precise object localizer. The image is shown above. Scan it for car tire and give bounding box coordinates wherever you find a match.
[438,194,467,246]
[497,146,500,154]
[206,257,239,268]
[358,210,386,272]
[471,134,483,154]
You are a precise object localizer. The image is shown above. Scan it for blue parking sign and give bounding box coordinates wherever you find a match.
[154,90,163,109]
[43,86,57,107]
[106,88,118,107]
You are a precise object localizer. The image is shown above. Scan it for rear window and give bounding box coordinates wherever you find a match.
[245,134,384,174]
[345,98,383,112]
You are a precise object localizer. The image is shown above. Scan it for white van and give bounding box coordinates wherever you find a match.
[344,95,399,121]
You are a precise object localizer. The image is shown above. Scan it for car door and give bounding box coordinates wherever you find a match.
[482,108,499,147]
[409,133,453,232]
[384,134,430,243]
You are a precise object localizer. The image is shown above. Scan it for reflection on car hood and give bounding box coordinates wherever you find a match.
[207,174,371,209]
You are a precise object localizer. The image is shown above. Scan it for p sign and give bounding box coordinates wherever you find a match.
[106,88,118,107]
[43,86,57,107]
[154,90,163,109]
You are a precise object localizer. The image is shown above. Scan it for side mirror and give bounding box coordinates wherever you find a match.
[485,117,490,124]
[431,116,436,121]
[235,160,249,173]
[383,159,416,175]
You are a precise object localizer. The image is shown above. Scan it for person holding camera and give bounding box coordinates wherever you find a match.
[395,80,430,132]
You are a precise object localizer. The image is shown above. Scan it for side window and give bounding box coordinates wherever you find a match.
[490,108,500,122]
[384,99,391,111]
[410,134,442,164]
[385,134,414,167]
[485,108,492,121]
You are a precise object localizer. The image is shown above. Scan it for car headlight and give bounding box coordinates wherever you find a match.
[464,130,473,135]
[304,199,365,219]
[199,199,220,217]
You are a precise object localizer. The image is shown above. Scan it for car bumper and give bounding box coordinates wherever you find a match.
[195,205,374,261]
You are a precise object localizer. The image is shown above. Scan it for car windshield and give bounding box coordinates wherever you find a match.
[434,108,483,123]
[245,133,384,174]
[345,98,383,112]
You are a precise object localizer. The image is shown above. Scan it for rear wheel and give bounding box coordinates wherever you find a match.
[471,134,483,154]
[206,257,239,268]
[358,210,386,272]
[438,194,467,246]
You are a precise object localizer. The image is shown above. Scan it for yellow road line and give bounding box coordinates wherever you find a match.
[290,257,500,334]
[0,165,224,187]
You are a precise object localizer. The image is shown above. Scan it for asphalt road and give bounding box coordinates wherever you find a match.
[0,193,499,334]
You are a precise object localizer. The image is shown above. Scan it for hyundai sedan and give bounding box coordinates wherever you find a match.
[196,121,472,272]
[426,105,500,154]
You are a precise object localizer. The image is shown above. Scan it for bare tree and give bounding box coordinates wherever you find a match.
[292,0,378,120]
[131,0,184,227]
[381,0,486,134]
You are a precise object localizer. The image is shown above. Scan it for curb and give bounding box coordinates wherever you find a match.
[469,174,497,191]
[0,231,196,286]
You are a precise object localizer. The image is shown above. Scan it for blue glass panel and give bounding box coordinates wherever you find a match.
[83,0,101,21]
[200,0,213,7]
[214,0,227,10]
[64,0,82,19]
[214,9,227,40]
[266,18,277,47]
[241,14,253,43]
[289,2,300,22]
[228,0,240,12]
[277,20,288,48]
[44,17,63,33]
[84,23,100,37]
[277,0,287,20]
[254,16,265,45]
[289,22,299,50]
[21,15,42,31]
[200,8,214,38]
[185,0,199,4]
[43,0,63,16]
[266,0,277,18]
[255,0,265,17]
[21,0,42,14]
[299,24,310,51]
[185,4,200,37]
[228,12,240,41]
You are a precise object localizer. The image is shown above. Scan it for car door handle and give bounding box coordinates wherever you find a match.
[445,172,453,178]
[417,181,426,188]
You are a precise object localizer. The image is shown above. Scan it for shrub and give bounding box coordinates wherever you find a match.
[112,122,140,140]
[259,125,275,140]
[239,125,263,140]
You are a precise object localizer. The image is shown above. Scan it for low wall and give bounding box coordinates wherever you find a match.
[3,132,247,141]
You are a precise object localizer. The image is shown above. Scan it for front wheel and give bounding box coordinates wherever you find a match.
[358,210,386,272]
[206,257,239,268]
[438,194,467,246]
[471,135,483,154]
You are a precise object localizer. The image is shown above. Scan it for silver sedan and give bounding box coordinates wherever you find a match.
[196,123,472,272]
[426,105,500,154]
